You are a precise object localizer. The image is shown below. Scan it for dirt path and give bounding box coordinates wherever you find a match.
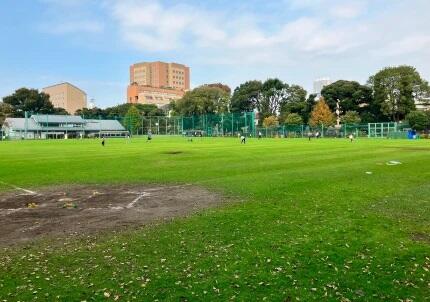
[0,184,222,246]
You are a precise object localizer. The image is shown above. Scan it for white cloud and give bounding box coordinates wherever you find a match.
[110,0,228,51]
[375,34,430,56]
[35,0,430,103]
[329,2,366,19]
[108,0,367,60]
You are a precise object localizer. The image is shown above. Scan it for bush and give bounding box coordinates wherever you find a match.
[283,113,303,125]
[406,111,429,131]
[341,111,361,124]
[263,116,279,128]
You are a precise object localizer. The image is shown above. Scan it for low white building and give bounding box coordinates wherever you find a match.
[2,115,128,139]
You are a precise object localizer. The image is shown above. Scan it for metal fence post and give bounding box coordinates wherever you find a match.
[24,111,28,139]
[231,113,233,136]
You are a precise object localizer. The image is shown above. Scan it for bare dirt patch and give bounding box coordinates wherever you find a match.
[0,184,222,246]
[411,232,430,244]
[163,150,184,155]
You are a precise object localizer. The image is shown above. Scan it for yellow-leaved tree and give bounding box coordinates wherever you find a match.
[263,115,279,128]
[309,98,335,127]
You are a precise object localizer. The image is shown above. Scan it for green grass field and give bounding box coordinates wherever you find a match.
[0,137,429,301]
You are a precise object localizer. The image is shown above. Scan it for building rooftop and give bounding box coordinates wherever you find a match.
[32,115,85,124]
[42,82,87,95]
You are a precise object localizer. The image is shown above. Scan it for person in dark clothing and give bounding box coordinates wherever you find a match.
[240,134,246,144]
[101,137,105,146]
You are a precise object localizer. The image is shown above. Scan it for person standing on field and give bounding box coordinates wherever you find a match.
[101,136,105,146]
[349,133,354,142]
[258,131,262,139]
[147,131,152,142]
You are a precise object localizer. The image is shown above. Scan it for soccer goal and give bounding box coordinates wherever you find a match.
[367,122,398,138]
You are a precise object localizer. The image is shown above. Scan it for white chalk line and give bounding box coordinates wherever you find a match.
[0,181,37,195]
[122,184,192,195]
[1,185,189,214]
[84,191,152,211]
[126,192,151,209]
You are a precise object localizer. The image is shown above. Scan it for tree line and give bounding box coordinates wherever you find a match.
[1,65,430,131]
[169,65,430,130]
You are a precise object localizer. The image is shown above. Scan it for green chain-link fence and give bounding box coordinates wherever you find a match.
[4,111,417,139]
[120,112,256,136]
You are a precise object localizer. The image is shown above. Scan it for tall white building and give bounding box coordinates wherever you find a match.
[88,98,96,109]
[313,78,332,97]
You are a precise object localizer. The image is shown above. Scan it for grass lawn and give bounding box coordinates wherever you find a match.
[0,136,429,301]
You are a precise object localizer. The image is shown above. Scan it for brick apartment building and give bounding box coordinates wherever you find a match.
[127,61,190,107]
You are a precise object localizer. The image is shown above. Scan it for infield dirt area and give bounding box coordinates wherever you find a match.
[0,184,221,246]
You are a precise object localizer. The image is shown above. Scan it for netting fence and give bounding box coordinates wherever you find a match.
[256,124,369,138]
[4,111,417,139]
[254,123,413,139]
[118,112,256,136]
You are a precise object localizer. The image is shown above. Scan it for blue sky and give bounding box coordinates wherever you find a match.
[1,0,429,108]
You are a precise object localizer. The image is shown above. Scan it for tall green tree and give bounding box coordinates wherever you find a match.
[173,86,230,116]
[368,65,428,122]
[3,88,56,117]
[257,78,288,119]
[321,80,373,120]
[279,85,307,117]
[230,80,263,112]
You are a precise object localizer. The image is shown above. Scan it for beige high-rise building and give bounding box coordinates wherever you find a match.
[127,61,190,107]
[43,82,87,114]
